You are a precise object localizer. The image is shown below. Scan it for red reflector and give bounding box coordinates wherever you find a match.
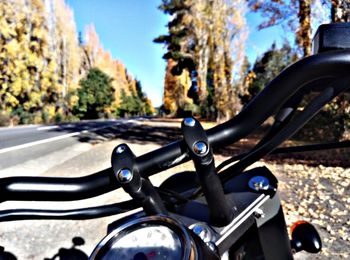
[290,220,308,234]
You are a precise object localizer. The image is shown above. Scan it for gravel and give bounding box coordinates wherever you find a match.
[0,130,349,259]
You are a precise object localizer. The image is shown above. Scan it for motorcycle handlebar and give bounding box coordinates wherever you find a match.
[1,50,350,202]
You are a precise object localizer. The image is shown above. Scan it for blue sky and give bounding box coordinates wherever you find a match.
[66,0,289,107]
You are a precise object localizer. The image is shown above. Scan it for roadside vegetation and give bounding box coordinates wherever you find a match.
[0,0,154,127]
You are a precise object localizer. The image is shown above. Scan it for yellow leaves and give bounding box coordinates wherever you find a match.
[145,98,155,114]
[40,77,50,92]
[42,105,56,122]
[1,83,8,92]
[27,51,42,66]
[68,95,79,107]
[31,0,45,12]
[32,27,44,40]
[30,41,40,52]
[244,71,256,89]
[5,92,19,107]
[12,79,23,96]
[0,0,148,120]
[29,92,41,107]
[0,23,14,39]
[21,80,31,93]
[55,83,64,93]
[5,40,20,57]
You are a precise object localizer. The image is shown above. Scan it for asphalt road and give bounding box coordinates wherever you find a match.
[0,119,128,170]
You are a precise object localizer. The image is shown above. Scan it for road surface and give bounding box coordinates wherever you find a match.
[0,119,130,170]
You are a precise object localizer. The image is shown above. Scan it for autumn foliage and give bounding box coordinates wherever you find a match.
[0,0,153,125]
[155,0,248,121]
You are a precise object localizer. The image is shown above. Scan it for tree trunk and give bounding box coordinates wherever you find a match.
[297,0,312,57]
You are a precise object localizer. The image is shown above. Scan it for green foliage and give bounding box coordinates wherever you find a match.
[11,107,34,125]
[241,42,298,105]
[54,112,64,123]
[243,42,349,141]
[154,0,194,76]
[74,68,114,119]
[117,90,142,117]
[116,80,154,117]
[41,111,49,124]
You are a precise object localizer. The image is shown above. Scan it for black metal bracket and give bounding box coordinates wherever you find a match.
[181,117,234,226]
[111,144,167,215]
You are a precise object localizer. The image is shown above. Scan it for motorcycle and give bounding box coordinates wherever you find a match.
[1,23,349,259]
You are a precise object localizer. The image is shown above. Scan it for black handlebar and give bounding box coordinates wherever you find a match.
[0,168,119,202]
[1,50,350,203]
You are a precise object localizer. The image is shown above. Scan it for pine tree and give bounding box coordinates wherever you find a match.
[242,42,298,105]
[74,68,114,119]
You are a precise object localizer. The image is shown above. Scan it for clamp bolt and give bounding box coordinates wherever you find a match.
[254,208,265,219]
[183,117,195,127]
[117,168,133,183]
[193,141,208,155]
[248,176,270,192]
[116,145,126,154]
[191,224,211,242]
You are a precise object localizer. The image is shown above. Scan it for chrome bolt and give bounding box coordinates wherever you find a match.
[117,168,133,183]
[116,145,126,154]
[193,225,205,237]
[248,176,270,192]
[254,208,265,219]
[183,117,195,127]
[190,223,212,243]
[193,141,208,155]
[193,226,208,241]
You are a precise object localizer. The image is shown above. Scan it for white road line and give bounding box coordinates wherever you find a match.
[37,125,59,131]
[0,132,80,154]
[0,122,121,155]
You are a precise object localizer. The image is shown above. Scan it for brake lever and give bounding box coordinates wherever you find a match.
[182,117,234,226]
[111,144,167,215]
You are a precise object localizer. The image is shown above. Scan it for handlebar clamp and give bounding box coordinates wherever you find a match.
[111,144,167,215]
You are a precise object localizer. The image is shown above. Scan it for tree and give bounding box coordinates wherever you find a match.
[155,0,248,120]
[162,59,191,115]
[74,68,114,119]
[241,42,298,105]
[0,0,62,123]
[248,0,313,57]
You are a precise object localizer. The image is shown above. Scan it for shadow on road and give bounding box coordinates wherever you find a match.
[48,119,350,167]
[48,120,183,146]
[44,237,88,260]
[0,246,17,260]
